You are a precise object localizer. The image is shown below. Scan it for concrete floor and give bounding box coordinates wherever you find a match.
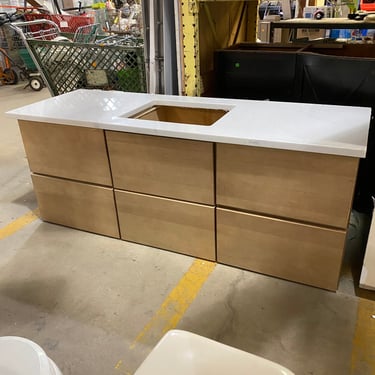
[1,83,375,375]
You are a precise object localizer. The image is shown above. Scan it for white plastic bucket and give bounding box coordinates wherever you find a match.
[0,336,62,375]
[135,330,294,375]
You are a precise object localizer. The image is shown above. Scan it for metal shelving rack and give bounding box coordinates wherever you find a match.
[178,0,259,96]
[141,0,259,96]
[270,17,375,42]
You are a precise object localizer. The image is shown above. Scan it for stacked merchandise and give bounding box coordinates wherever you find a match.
[0,1,146,94]
[11,17,146,95]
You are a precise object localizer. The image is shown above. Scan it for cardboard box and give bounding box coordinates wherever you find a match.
[296,28,328,40]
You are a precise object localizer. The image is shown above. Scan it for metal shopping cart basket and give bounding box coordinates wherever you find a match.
[1,17,49,90]
[12,19,146,96]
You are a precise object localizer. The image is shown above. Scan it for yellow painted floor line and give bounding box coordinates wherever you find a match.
[130,258,216,349]
[351,297,375,374]
[115,258,216,373]
[0,209,39,240]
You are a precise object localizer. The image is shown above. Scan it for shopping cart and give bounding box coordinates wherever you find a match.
[72,23,100,43]
[11,19,146,96]
[1,14,47,90]
[23,13,95,34]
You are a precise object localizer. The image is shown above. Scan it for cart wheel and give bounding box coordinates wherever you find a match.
[3,68,18,85]
[30,77,43,91]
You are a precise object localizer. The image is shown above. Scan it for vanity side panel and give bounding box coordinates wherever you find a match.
[32,174,119,238]
[216,208,346,290]
[19,120,112,186]
[115,190,216,260]
[216,144,359,228]
[106,131,214,205]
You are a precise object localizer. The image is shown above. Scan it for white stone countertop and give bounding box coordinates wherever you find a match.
[6,89,371,157]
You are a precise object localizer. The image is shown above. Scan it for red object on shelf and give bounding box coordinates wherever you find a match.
[0,5,42,9]
[24,13,95,33]
[360,0,375,11]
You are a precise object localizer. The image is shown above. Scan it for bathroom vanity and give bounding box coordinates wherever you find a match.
[7,90,371,290]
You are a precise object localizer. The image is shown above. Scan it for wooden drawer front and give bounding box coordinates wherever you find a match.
[19,120,112,186]
[32,174,119,238]
[115,190,216,260]
[106,131,214,205]
[216,144,358,228]
[216,208,346,290]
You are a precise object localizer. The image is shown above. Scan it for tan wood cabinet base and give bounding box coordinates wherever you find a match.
[19,120,112,186]
[115,190,216,260]
[32,174,120,238]
[216,144,358,229]
[216,208,347,291]
[106,131,214,205]
[18,119,360,291]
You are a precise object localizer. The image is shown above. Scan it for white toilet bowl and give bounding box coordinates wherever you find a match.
[0,336,62,375]
[135,330,294,375]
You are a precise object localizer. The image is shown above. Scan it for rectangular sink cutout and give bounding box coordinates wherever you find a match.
[130,105,228,126]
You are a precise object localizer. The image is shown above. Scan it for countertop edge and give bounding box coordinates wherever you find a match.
[7,113,367,158]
